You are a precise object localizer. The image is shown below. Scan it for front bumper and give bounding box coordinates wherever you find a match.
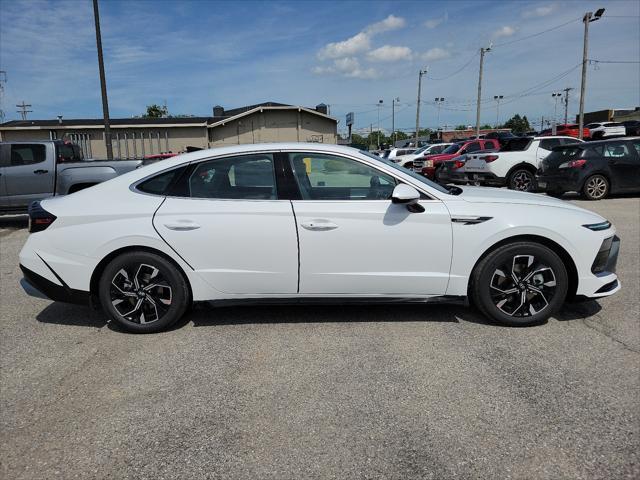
[20,264,90,305]
[579,235,621,299]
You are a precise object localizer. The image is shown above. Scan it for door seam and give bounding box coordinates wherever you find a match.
[289,200,301,293]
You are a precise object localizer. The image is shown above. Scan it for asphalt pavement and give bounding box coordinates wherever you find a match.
[1,196,638,479]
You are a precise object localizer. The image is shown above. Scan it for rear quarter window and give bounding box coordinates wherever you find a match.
[136,166,188,196]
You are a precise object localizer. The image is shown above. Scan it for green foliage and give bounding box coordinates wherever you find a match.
[502,114,531,134]
[480,124,493,130]
[144,104,168,118]
[455,124,468,130]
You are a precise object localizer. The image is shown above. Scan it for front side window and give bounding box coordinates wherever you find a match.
[189,154,277,199]
[288,153,396,200]
[9,144,46,167]
[442,144,461,154]
[465,142,481,153]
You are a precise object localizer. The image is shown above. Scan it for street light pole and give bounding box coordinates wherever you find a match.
[92,0,113,161]
[562,87,573,124]
[578,8,605,139]
[552,92,562,132]
[475,45,491,138]
[493,95,503,127]
[391,97,400,145]
[435,97,444,136]
[377,99,383,148]
[415,68,427,148]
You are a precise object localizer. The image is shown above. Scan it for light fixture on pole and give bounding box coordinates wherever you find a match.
[475,44,492,138]
[415,68,428,148]
[377,99,383,148]
[493,95,503,127]
[578,7,605,140]
[391,97,400,145]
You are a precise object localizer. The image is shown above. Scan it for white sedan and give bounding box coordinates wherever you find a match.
[19,143,620,333]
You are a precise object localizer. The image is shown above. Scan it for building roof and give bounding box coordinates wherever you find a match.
[0,101,337,130]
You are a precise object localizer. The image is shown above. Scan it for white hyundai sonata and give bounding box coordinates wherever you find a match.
[19,143,620,332]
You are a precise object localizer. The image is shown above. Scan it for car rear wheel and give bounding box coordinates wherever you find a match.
[508,169,535,192]
[470,242,568,327]
[98,251,190,333]
[582,174,609,200]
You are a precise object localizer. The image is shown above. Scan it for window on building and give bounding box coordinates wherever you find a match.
[288,153,396,200]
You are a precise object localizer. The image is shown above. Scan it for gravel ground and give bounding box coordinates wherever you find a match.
[1,196,638,479]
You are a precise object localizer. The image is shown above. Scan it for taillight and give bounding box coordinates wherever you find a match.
[28,201,57,233]
[453,160,465,169]
[483,155,499,163]
[559,159,587,169]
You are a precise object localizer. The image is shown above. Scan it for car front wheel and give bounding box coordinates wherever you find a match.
[98,251,190,333]
[470,242,568,326]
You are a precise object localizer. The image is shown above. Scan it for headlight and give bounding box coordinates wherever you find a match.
[583,221,611,231]
[425,160,433,168]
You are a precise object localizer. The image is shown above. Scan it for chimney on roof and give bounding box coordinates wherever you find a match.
[213,105,224,117]
[315,103,328,115]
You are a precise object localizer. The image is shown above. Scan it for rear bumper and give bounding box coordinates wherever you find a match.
[444,170,505,186]
[20,264,90,305]
[536,172,583,192]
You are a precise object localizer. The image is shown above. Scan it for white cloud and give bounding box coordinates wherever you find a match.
[365,14,406,34]
[493,26,516,38]
[312,57,378,79]
[421,47,450,61]
[424,12,448,29]
[522,4,557,18]
[317,32,371,60]
[316,15,406,60]
[367,45,413,62]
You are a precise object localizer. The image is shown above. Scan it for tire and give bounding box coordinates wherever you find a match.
[470,242,568,327]
[508,168,535,192]
[582,174,609,200]
[98,251,190,333]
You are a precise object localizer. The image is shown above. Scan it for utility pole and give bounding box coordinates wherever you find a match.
[578,8,605,139]
[415,68,427,148]
[562,87,573,124]
[391,97,400,145]
[493,95,503,127]
[16,101,32,120]
[0,71,6,123]
[93,0,114,160]
[475,45,492,138]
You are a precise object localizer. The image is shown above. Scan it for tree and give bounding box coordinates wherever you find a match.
[480,124,493,130]
[144,104,168,118]
[455,124,468,130]
[502,114,531,134]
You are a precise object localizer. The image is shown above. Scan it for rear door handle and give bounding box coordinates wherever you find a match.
[164,221,201,231]
[300,221,338,231]
[33,169,49,174]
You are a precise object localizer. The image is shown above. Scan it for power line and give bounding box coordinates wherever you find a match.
[425,52,478,81]
[492,17,581,48]
[589,59,640,64]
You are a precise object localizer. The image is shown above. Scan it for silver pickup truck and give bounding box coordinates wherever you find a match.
[0,140,142,213]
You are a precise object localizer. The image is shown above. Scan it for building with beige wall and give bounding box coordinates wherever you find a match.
[0,102,337,159]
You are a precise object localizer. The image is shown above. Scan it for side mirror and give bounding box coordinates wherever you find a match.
[391,184,420,205]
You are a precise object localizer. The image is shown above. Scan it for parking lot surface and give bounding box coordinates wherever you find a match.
[1,196,639,479]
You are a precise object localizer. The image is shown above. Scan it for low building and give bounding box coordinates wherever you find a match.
[578,107,640,124]
[0,102,337,159]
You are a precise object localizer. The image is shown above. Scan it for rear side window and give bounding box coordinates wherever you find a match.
[189,154,277,200]
[9,144,46,166]
[137,166,188,196]
[603,143,630,158]
[539,138,561,151]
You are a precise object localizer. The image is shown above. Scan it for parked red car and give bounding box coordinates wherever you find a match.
[414,139,500,179]
[540,124,590,139]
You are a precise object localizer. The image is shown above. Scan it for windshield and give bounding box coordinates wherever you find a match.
[414,145,428,155]
[359,150,451,195]
[442,144,461,154]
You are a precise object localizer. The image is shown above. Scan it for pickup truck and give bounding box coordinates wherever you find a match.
[460,136,582,191]
[0,140,142,213]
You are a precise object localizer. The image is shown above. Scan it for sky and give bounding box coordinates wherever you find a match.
[0,0,638,135]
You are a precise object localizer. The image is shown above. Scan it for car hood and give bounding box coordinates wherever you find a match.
[426,153,456,162]
[454,186,602,215]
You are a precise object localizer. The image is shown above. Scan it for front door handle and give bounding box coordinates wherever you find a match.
[33,169,49,174]
[164,222,201,231]
[300,221,338,231]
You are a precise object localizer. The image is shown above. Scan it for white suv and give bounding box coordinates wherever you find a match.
[586,122,626,140]
[463,136,582,191]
